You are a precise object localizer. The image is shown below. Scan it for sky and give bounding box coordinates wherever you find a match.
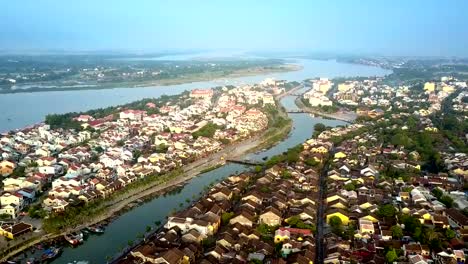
[1,0,468,57]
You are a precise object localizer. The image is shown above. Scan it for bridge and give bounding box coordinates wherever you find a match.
[226,159,263,166]
[286,110,308,114]
[289,93,304,96]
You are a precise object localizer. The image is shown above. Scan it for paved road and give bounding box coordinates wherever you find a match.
[315,148,335,264]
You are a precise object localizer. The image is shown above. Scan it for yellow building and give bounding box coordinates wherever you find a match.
[338,83,352,92]
[425,127,439,132]
[334,152,347,159]
[274,228,290,243]
[424,82,436,92]
[359,202,374,210]
[311,146,328,154]
[360,215,379,223]
[442,85,455,93]
[0,222,32,239]
[319,83,331,93]
[326,209,349,225]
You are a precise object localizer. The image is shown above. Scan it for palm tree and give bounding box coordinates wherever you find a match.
[154,220,161,227]
[146,225,152,232]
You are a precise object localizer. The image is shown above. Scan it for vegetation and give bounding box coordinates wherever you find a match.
[192,122,222,139]
[329,216,343,236]
[385,249,398,263]
[390,225,403,239]
[287,216,316,233]
[377,204,397,218]
[45,113,82,130]
[265,144,303,167]
[221,212,234,225]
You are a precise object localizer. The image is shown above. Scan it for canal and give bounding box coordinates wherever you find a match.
[44,93,346,264]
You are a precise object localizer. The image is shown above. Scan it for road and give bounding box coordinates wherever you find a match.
[315,148,334,264]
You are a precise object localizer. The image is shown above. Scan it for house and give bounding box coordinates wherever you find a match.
[0,204,17,219]
[119,110,146,120]
[190,89,214,99]
[408,254,428,264]
[431,214,450,229]
[0,192,24,210]
[403,243,423,256]
[355,219,375,238]
[182,229,205,244]
[241,192,263,205]
[230,211,255,227]
[165,217,217,236]
[274,228,290,243]
[445,208,468,229]
[326,209,349,225]
[0,222,32,239]
[0,160,16,176]
[210,187,233,201]
[258,207,282,226]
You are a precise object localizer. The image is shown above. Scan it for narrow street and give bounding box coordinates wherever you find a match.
[315,148,334,264]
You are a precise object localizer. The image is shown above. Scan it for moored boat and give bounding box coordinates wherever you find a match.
[41,247,62,262]
[86,225,105,234]
[63,234,79,245]
[71,231,84,243]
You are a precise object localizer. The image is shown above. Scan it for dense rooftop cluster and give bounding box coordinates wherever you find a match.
[0,82,288,237]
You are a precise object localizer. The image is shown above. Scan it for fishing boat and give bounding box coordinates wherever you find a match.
[63,234,79,245]
[41,247,62,262]
[86,225,105,234]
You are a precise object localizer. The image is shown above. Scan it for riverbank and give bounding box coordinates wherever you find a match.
[0,64,302,94]
[0,100,293,263]
[294,96,356,122]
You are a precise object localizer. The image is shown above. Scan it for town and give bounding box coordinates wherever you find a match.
[110,75,468,264]
[0,80,295,252]
[1,72,468,264]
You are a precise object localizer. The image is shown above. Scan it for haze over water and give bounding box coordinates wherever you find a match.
[0,58,390,132]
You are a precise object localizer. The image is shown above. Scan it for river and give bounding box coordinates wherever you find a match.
[0,59,389,132]
[45,93,345,264]
[5,58,388,263]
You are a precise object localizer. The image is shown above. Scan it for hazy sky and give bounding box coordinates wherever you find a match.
[2,0,468,56]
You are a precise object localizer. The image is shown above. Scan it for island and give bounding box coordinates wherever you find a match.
[0,54,301,94]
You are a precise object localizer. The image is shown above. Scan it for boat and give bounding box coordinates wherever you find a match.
[26,259,37,264]
[71,231,84,243]
[63,234,79,245]
[41,247,62,262]
[86,225,105,234]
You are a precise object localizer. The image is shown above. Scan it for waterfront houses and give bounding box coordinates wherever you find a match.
[0,85,274,240]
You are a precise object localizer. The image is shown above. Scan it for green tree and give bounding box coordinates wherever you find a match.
[377,204,397,218]
[254,165,263,173]
[344,183,356,191]
[391,225,403,239]
[329,216,343,235]
[314,123,326,133]
[221,212,234,225]
[445,228,456,240]
[385,249,398,263]
[440,195,454,208]
[432,188,443,199]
